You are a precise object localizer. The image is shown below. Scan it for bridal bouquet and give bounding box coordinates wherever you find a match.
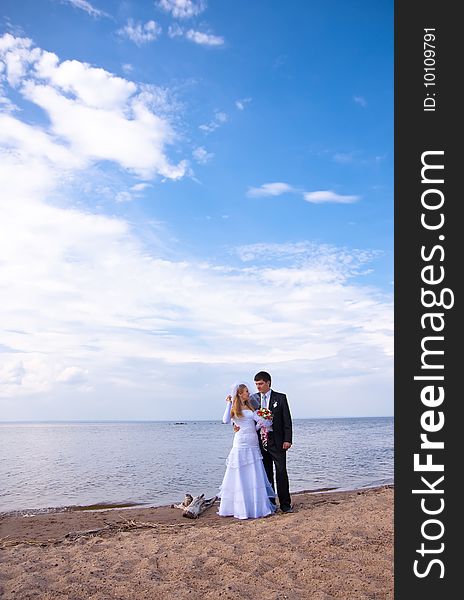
[256,407,273,449]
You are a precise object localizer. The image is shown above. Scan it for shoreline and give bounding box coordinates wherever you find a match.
[0,485,393,599]
[0,485,393,545]
[0,480,394,519]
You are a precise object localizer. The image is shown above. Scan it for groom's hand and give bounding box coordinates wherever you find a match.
[282,442,292,450]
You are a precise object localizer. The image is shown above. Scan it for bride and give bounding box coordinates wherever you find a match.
[218,382,276,519]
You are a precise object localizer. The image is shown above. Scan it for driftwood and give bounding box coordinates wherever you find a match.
[172,493,218,519]
[2,496,219,549]
[171,493,193,510]
[66,527,109,538]
[1,519,194,548]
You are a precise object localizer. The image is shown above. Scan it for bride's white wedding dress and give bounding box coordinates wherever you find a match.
[218,404,276,519]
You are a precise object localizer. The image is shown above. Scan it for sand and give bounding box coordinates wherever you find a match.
[0,486,393,600]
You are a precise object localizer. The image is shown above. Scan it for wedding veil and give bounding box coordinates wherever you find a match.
[230,381,253,397]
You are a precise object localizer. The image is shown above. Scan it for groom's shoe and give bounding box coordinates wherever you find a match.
[281,505,294,513]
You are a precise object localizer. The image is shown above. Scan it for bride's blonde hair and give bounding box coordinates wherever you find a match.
[230,384,251,419]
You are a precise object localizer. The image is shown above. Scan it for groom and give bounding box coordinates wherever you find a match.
[250,371,293,513]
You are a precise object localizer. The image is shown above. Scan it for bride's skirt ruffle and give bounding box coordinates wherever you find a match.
[225,446,264,468]
[218,448,276,520]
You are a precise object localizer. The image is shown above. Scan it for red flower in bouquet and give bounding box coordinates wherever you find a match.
[256,408,272,450]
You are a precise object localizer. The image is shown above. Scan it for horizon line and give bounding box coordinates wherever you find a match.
[0,415,394,424]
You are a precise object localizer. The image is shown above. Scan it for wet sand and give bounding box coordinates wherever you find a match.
[0,486,393,599]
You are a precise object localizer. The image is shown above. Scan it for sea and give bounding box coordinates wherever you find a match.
[0,417,393,514]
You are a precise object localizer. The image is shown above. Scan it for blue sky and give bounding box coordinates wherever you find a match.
[0,0,393,420]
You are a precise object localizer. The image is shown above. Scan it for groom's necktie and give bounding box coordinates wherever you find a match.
[261,393,267,409]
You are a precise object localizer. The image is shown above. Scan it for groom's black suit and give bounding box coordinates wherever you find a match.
[250,390,292,511]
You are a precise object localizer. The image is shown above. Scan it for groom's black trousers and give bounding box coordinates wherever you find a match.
[260,432,291,510]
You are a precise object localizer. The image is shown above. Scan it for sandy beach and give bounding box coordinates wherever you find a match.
[0,486,393,600]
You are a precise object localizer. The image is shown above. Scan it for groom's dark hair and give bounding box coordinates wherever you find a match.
[254,371,271,383]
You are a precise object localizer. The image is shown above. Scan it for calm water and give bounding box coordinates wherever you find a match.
[0,418,393,513]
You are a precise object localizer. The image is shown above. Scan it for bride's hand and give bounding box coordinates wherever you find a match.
[225,395,232,403]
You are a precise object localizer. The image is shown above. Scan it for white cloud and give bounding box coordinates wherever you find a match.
[247,182,296,198]
[0,96,16,112]
[61,0,109,18]
[0,34,188,180]
[333,151,387,167]
[353,95,368,108]
[0,144,392,416]
[199,111,228,134]
[192,146,213,164]
[234,242,380,284]
[131,182,151,192]
[333,152,355,164]
[304,190,360,204]
[23,83,186,179]
[0,169,392,402]
[114,191,133,203]
[136,84,183,118]
[34,52,137,109]
[185,29,224,46]
[0,113,83,168]
[235,240,374,262]
[0,362,26,386]
[0,35,392,420]
[0,71,19,112]
[117,20,162,46]
[166,23,224,47]
[157,0,207,19]
[247,182,361,205]
[235,97,251,110]
[0,33,36,86]
[168,24,184,38]
[56,366,88,384]
[115,182,152,202]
